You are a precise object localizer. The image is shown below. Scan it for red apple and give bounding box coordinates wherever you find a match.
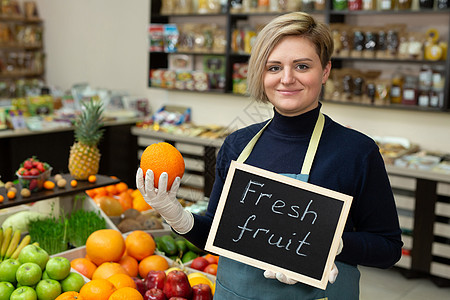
[163,270,192,299]
[190,257,209,272]
[145,270,166,291]
[168,298,188,300]
[132,276,146,296]
[192,284,213,300]
[145,288,166,300]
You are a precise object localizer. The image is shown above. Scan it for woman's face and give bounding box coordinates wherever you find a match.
[263,35,331,116]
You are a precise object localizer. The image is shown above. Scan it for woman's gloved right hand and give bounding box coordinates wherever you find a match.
[136,168,194,234]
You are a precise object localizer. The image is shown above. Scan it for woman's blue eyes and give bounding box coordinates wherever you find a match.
[267,64,309,72]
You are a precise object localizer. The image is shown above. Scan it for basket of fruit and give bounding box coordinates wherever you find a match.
[16,157,52,192]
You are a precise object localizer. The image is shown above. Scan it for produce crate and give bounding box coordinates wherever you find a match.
[57,195,119,231]
[55,238,216,284]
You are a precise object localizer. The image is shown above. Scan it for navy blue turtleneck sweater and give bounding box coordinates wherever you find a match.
[182,104,403,269]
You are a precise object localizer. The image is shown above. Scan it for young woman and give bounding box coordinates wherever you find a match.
[137,12,403,299]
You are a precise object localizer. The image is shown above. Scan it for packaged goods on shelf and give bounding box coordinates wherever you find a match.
[373,136,420,165]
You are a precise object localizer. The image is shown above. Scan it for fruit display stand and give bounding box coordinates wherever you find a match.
[0,174,119,209]
[0,174,121,233]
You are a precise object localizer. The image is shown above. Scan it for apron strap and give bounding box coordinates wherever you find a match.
[301,112,324,175]
[236,112,325,176]
[236,119,272,163]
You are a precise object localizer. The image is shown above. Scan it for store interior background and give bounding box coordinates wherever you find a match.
[33,0,450,153]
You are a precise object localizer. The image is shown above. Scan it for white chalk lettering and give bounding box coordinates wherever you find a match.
[232,215,311,256]
[240,180,264,204]
[300,200,317,225]
[253,228,269,238]
[256,193,272,205]
[272,200,285,214]
[233,215,256,242]
[285,232,296,250]
[288,205,300,218]
[295,231,311,256]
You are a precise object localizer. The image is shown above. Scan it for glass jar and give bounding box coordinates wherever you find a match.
[418,89,430,107]
[363,0,377,9]
[390,70,404,104]
[419,65,433,90]
[437,0,450,8]
[349,0,363,10]
[314,0,326,10]
[302,0,315,10]
[380,0,395,10]
[398,0,412,9]
[419,0,435,9]
[333,0,348,10]
[402,75,418,105]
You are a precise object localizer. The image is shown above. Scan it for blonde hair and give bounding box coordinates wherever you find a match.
[247,12,334,103]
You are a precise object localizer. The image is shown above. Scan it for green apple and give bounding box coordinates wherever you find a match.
[15,263,42,287]
[0,281,15,300]
[35,279,61,300]
[41,271,50,280]
[18,245,49,271]
[45,257,70,280]
[60,272,85,293]
[10,286,37,300]
[0,258,21,284]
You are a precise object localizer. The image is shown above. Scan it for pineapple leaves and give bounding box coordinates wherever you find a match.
[74,99,105,146]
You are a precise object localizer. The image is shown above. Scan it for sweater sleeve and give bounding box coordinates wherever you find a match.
[338,147,403,268]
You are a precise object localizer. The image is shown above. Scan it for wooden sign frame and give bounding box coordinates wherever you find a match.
[205,161,353,290]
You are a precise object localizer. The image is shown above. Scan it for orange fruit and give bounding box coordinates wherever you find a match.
[203,263,218,276]
[108,287,143,300]
[118,255,139,277]
[71,180,78,187]
[43,180,55,189]
[115,182,128,193]
[96,196,123,216]
[0,195,5,202]
[138,255,169,278]
[132,193,152,212]
[117,192,133,211]
[105,184,117,195]
[107,273,136,289]
[85,229,126,266]
[92,262,128,280]
[79,279,116,300]
[88,175,97,183]
[6,190,15,199]
[55,291,84,300]
[140,142,185,189]
[204,254,219,265]
[125,230,156,261]
[71,258,97,279]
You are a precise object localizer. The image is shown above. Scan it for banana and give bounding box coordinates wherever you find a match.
[11,235,31,260]
[4,229,21,260]
[0,227,12,260]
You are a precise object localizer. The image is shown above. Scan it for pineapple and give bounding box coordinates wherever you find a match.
[68,99,104,180]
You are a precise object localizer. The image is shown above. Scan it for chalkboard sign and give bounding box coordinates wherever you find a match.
[205,161,353,290]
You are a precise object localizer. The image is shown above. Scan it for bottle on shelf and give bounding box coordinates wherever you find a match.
[390,68,404,104]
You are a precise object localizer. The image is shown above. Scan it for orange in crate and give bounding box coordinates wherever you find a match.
[85,229,125,266]
[119,255,139,277]
[92,262,128,280]
[107,273,136,290]
[138,255,169,278]
[71,258,97,279]
[125,230,156,261]
[79,279,116,300]
[108,287,144,300]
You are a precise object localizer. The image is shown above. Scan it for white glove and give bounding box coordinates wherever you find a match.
[263,238,343,285]
[136,168,194,234]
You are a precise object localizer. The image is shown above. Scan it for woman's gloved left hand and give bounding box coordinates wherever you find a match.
[263,238,343,285]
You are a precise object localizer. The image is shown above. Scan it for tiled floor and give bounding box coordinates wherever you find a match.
[360,266,450,299]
